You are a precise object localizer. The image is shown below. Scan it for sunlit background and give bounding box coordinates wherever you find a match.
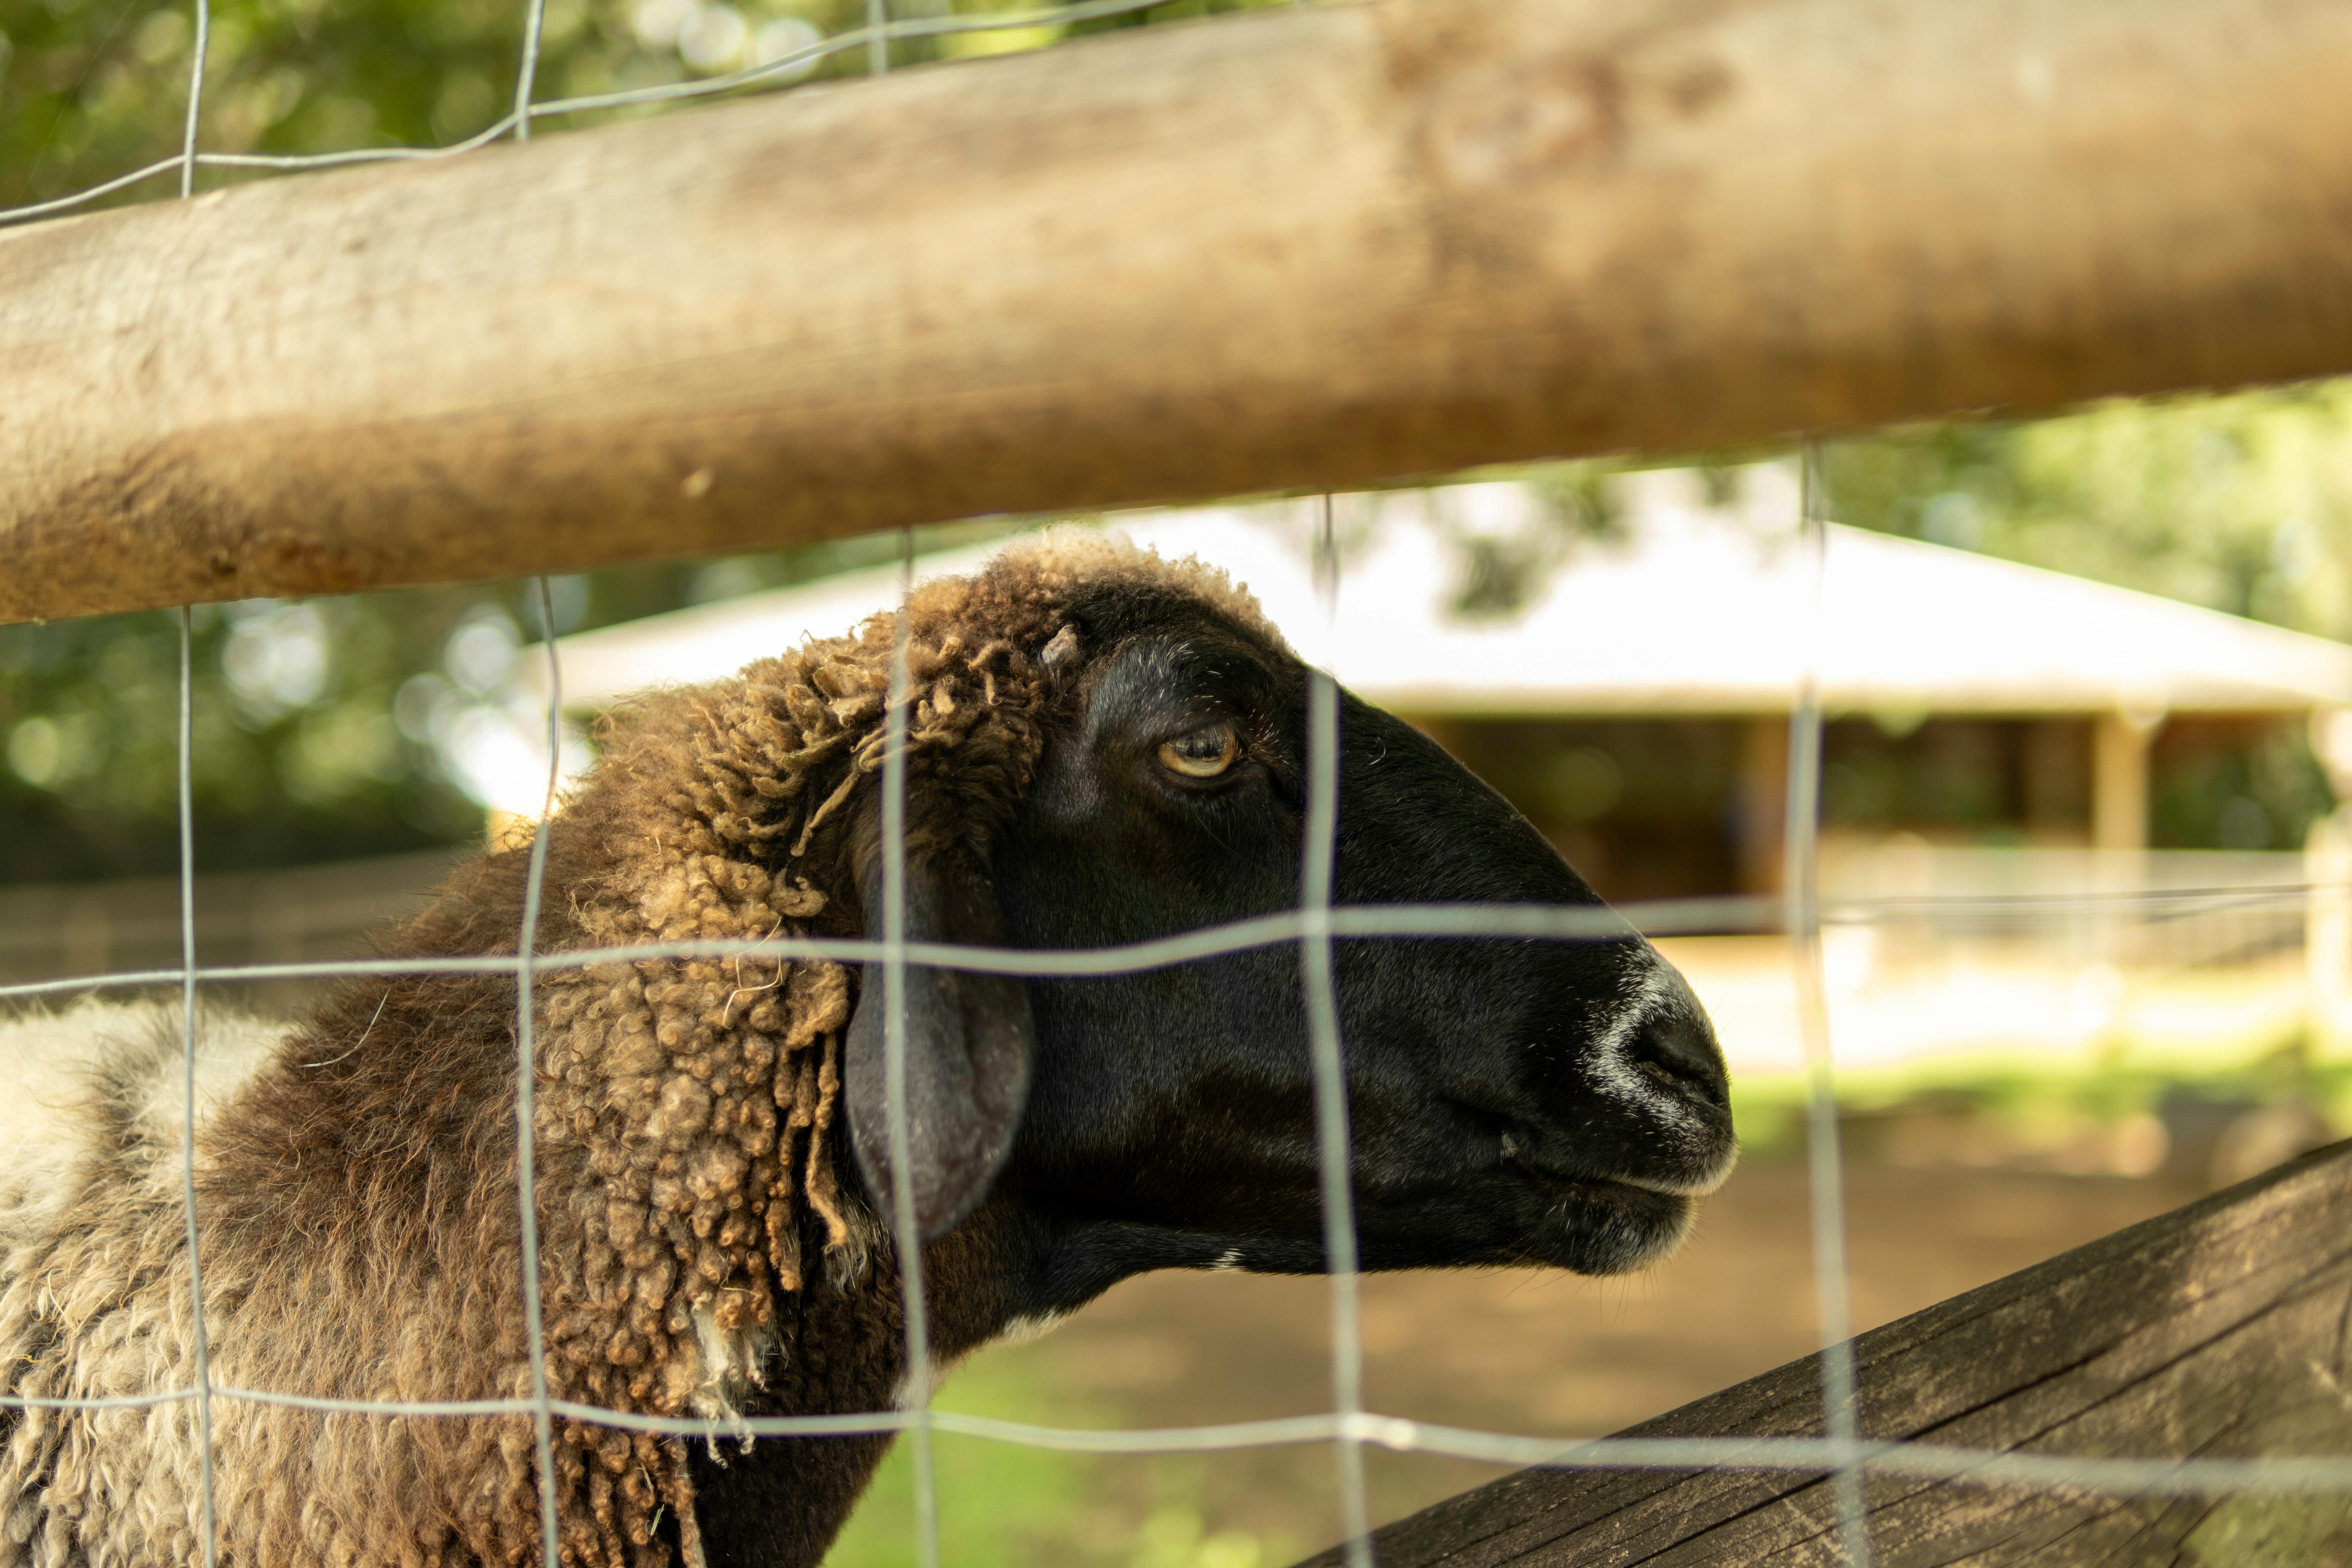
[11,3,2352,1563]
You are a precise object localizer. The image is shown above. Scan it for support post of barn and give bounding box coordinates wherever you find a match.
[2092,712,2155,855]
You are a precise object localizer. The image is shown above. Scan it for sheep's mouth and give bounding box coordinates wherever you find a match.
[1508,1155,1688,1207]
[1501,1153,1698,1276]
[1498,1129,1727,1200]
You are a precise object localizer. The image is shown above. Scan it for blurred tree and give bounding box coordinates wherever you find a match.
[0,527,1020,882]
[1822,382,2352,642]
[1,0,1286,214]
[2,590,492,882]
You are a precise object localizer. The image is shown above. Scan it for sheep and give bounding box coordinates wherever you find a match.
[0,531,1736,1568]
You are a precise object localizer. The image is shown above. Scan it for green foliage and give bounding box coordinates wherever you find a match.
[1060,0,1269,36]
[2150,721,2333,852]
[1435,462,1625,622]
[0,593,482,880]
[1822,382,2352,640]
[1731,1023,2352,1161]
[0,525,1019,883]
[9,0,534,212]
[824,1358,1294,1568]
[1,0,1286,216]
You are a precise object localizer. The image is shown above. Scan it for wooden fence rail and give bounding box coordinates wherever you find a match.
[5,0,2352,622]
[1297,1140,2352,1566]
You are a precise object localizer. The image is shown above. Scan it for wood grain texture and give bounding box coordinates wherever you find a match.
[1296,1141,2352,1567]
[6,0,2352,622]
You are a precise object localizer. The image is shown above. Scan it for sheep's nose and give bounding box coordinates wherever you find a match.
[1627,1009,1729,1109]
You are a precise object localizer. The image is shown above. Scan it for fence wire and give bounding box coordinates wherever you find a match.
[1791,442,1870,1568]
[515,575,566,1568]
[883,517,947,1568]
[1306,501,1375,1568]
[5,4,2352,1567]
[172,9,220,1559]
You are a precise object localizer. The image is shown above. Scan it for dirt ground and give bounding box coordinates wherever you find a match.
[922,1153,2213,1563]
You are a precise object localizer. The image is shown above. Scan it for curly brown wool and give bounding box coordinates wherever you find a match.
[0,533,1279,1568]
[482,560,1087,1564]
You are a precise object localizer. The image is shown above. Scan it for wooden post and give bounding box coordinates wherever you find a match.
[2309,710,2352,1063]
[2308,809,2352,1063]
[2091,713,2153,854]
[1293,1141,2352,1567]
[1739,716,1790,897]
[6,0,2352,623]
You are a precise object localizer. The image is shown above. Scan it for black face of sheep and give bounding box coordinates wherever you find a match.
[842,575,1736,1320]
[691,565,1735,1564]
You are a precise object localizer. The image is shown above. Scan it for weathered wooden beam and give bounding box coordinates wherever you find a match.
[1297,1141,2352,1567]
[7,0,2352,623]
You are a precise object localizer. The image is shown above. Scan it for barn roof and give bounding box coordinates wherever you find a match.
[541,467,2352,719]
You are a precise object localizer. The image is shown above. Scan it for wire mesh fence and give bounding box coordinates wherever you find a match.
[4,2,2352,1566]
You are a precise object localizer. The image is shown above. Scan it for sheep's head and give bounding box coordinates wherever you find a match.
[782,532,1737,1295]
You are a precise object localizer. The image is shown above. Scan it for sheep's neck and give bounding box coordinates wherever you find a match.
[682,1202,1026,1568]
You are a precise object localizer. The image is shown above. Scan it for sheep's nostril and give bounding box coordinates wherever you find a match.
[1629,1013,1729,1107]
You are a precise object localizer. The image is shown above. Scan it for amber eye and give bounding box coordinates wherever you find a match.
[1157,722,1240,779]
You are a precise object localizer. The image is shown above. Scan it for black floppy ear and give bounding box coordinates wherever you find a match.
[844,846,1036,1239]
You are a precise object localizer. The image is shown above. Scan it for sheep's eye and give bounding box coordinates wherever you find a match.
[1157,723,1240,779]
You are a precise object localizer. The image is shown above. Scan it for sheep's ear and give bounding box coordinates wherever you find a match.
[1039,625,1082,676]
[844,849,1036,1240]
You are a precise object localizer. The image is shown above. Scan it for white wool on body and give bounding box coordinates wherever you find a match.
[0,1001,285,1568]
[0,997,780,1568]
[0,1001,280,1220]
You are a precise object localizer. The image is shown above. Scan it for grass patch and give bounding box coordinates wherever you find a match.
[825,1360,1303,1567]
